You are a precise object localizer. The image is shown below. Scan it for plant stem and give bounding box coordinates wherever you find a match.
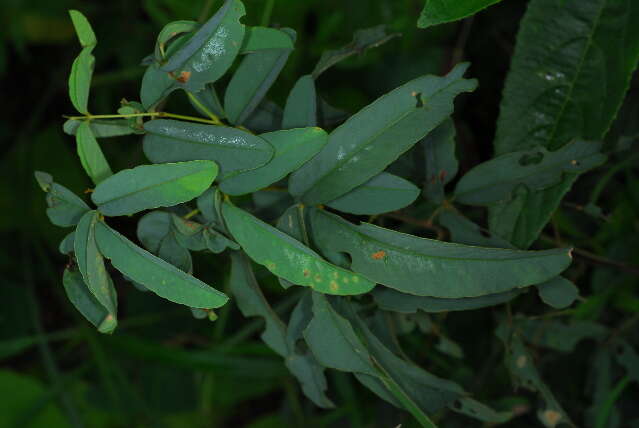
[186,92,223,125]
[260,0,276,27]
[66,111,223,126]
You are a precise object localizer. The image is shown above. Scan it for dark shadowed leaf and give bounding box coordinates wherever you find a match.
[76,121,113,185]
[63,267,116,334]
[536,276,579,309]
[189,84,226,119]
[417,0,504,28]
[282,75,317,129]
[240,26,295,53]
[137,211,193,273]
[34,171,90,227]
[422,119,458,204]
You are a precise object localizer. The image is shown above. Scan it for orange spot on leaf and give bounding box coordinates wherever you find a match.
[176,71,191,83]
[371,251,386,260]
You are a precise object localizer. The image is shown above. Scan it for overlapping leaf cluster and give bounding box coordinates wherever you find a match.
[35,0,639,426]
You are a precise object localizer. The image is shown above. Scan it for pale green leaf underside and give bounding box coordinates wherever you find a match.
[76,121,113,185]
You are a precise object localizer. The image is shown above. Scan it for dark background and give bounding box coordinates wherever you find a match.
[1,0,637,427]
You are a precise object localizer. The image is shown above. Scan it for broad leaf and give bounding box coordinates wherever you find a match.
[536,276,579,309]
[282,75,317,129]
[143,119,274,177]
[422,119,458,204]
[224,28,295,125]
[455,140,606,206]
[92,160,218,216]
[222,202,375,295]
[310,209,572,298]
[34,171,90,227]
[68,10,96,114]
[417,0,504,28]
[326,172,420,215]
[490,0,639,247]
[289,63,477,205]
[76,121,113,185]
[74,211,118,323]
[69,10,97,48]
[63,267,116,334]
[95,220,228,308]
[240,26,295,53]
[160,0,246,92]
[64,119,137,138]
[220,127,328,195]
[312,25,400,79]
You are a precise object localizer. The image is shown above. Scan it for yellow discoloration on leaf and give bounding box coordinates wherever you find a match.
[314,274,322,283]
[303,269,310,277]
[329,281,339,292]
[177,71,192,83]
[516,355,527,368]
[332,271,339,279]
[542,410,562,427]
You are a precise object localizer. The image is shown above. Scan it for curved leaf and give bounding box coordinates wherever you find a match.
[143,119,274,177]
[140,63,179,110]
[417,0,504,29]
[222,202,375,295]
[64,119,137,138]
[290,63,477,205]
[309,209,572,298]
[283,75,317,129]
[92,160,217,216]
[63,267,116,334]
[154,20,198,61]
[240,26,295,53]
[137,211,193,273]
[69,10,97,48]
[68,10,96,114]
[76,121,113,185]
[34,171,90,227]
[326,172,420,215]
[95,220,228,308]
[220,127,328,195]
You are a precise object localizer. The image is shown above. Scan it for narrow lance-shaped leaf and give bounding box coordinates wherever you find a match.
[224,28,295,125]
[490,0,639,247]
[455,140,606,206]
[94,220,228,308]
[154,20,198,61]
[76,121,113,185]
[92,160,218,216]
[423,119,458,204]
[68,10,97,114]
[282,75,317,129]
[309,208,572,298]
[63,267,116,334]
[143,119,274,177]
[74,211,118,325]
[222,202,375,295]
[240,26,295,53]
[326,172,420,215]
[188,84,226,119]
[417,0,504,29]
[64,119,137,138]
[160,0,246,92]
[220,127,328,195]
[290,63,477,205]
[312,25,400,79]
[34,171,90,227]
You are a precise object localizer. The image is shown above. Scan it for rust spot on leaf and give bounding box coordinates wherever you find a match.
[542,410,562,427]
[329,281,339,292]
[371,251,386,260]
[176,71,191,83]
[438,169,447,182]
[303,269,310,277]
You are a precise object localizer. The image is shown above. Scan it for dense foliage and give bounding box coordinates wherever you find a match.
[3,0,638,427]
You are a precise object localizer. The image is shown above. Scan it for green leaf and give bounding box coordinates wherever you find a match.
[59,231,75,255]
[224,29,295,125]
[240,26,295,53]
[188,84,225,119]
[140,63,179,111]
[244,99,284,133]
[417,0,504,29]
[64,119,137,138]
[154,20,198,61]
[92,160,218,217]
[290,63,477,205]
[455,140,606,206]
[69,47,95,115]
[490,0,639,247]
[94,220,228,308]
[74,211,118,322]
[172,214,239,253]
[312,25,400,79]
[69,10,97,48]
[372,287,519,314]
[136,211,193,272]
[438,211,511,248]
[63,267,117,334]
[422,119,458,204]
[143,119,274,177]
[518,318,607,353]
[309,208,572,298]
[282,75,317,129]
[76,121,113,185]
[34,171,90,227]
[220,127,328,195]
[196,187,224,225]
[326,172,420,215]
[160,0,246,92]
[536,276,579,309]
[222,202,375,295]
[613,340,639,383]
[449,397,513,423]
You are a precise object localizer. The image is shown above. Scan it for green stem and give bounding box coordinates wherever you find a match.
[589,152,639,205]
[187,92,223,125]
[260,0,276,27]
[66,111,222,126]
[594,376,631,428]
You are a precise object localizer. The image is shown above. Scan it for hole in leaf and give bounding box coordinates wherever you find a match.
[518,152,544,166]
[453,400,462,410]
[412,91,424,108]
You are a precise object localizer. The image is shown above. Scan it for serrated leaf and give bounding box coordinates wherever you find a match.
[74,211,118,322]
[372,287,519,314]
[282,75,317,129]
[312,25,400,79]
[220,127,328,195]
[94,220,228,308]
[160,0,246,92]
[137,211,193,272]
[63,267,116,334]
[143,119,274,177]
[290,63,477,205]
[222,202,375,295]
[34,171,90,227]
[422,119,458,204]
[92,160,218,217]
[455,140,606,206]
[76,121,113,185]
[69,10,97,48]
[240,26,295,53]
[310,209,572,298]
[326,172,419,215]
[154,20,198,61]
[64,119,137,138]
[140,63,179,110]
[536,276,579,309]
[490,0,639,247]
[224,29,295,125]
[417,0,504,29]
